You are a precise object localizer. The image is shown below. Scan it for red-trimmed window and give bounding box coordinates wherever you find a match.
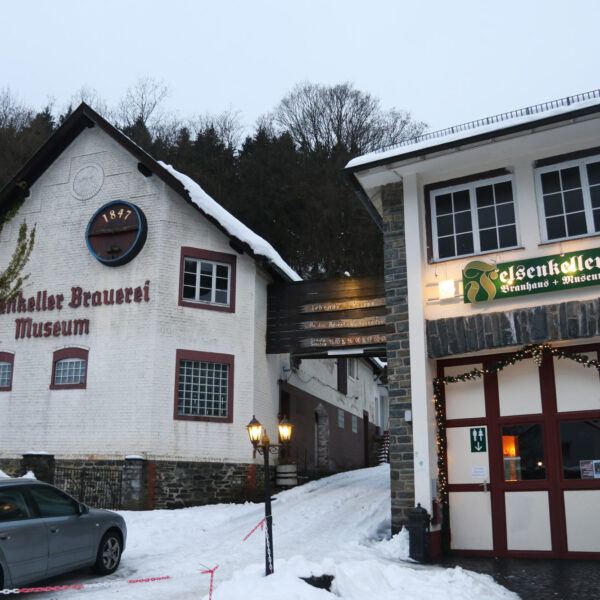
[0,352,14,391]
[50,348,88,390]
[179,247,236,312]
[174,349,234,422]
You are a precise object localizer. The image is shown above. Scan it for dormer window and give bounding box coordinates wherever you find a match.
[429,173,518,261]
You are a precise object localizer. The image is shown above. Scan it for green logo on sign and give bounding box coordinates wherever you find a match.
[463,261,499,303]
[462,247,600,303]
[470,427,487,453]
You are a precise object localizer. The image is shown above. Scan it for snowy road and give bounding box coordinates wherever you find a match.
[24,465,517,599]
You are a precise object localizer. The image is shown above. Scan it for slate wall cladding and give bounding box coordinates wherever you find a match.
[382,182,414,534]
[426,298,600,358]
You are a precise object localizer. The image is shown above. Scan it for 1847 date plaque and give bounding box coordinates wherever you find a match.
[85,201,147,267]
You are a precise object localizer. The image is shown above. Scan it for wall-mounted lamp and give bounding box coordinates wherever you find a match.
[438,279,456,300]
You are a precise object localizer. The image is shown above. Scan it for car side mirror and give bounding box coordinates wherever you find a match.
[78,502,89,515]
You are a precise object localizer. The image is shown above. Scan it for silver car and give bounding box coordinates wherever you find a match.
[0,478,126,588]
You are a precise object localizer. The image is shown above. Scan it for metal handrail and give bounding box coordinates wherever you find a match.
[379,89,600,154]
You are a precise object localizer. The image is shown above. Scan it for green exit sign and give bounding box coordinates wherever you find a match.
[470,427,487,453]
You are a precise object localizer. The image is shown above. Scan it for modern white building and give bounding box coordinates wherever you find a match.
[0,104,384,508]
[345,91,600,559]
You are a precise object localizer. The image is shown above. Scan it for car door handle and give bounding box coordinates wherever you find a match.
[0,534,11,540]
[49,527,60,533]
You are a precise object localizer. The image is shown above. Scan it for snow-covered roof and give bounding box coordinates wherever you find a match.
[0,102,301,283]
[347,90,600,170]
[160,162,301,282]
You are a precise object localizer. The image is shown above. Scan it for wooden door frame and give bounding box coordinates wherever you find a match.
[439,343,600,559]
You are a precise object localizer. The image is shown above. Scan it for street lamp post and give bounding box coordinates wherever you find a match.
[246,415,292,576]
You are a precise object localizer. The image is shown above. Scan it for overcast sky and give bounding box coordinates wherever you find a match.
[3,0,599,136]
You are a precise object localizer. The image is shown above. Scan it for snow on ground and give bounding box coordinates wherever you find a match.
[34,465,516,599]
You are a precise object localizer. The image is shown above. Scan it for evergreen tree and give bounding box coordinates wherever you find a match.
[0,81,425,282]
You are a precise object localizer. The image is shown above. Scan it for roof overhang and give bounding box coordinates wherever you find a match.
[344,100,600,227]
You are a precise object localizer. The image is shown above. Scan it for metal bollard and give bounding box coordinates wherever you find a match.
[407,503,431,563]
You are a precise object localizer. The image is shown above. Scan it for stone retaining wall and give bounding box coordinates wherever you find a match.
[0,455,267,510]
[148,460,267,509]
[0,458,23,477]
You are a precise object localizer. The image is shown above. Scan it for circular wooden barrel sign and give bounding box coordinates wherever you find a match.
[85,201,147,266]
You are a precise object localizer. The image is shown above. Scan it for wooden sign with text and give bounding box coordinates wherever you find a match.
[267,276,387,357]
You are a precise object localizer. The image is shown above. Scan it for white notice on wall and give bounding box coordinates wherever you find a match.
[471,466,488,479]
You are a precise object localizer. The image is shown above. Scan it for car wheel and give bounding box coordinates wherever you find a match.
[93,531,122,575]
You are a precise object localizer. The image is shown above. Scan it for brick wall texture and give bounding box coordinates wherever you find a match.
[382,182,414,534]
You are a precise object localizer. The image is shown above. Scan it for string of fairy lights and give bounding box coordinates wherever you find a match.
[432,342,600,509]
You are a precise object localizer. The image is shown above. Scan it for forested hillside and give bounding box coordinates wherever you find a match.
[0,80,425,278]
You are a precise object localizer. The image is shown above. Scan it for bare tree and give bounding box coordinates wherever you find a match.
[66,85,110,117]
[0,87,33,131]
[189,108,245,149]
[272,82,426,154]
[116,77,169,130]
[152,114,185,149]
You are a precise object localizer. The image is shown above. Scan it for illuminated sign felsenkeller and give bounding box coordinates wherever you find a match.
[462,248,600,303]
[0,281,151,339]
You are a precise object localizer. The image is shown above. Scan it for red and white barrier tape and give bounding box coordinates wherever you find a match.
[242,518,265,541]
[0,576,172,595]
[200,565,219,600]
[1,515,269,596]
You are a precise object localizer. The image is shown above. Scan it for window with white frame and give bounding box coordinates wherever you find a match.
[183,259,230,305]
[0,353,14,390]
[0,362,12,389]
[430,174,518,260]
[536,155,600,242]
[54,359,86,385]
[348,358,358,380]
[175,349,234,422]
[50,348,88,390]
[338,408,345,429]
[179,247,236,312]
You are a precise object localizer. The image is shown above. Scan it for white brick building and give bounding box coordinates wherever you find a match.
[0,104,384,507]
